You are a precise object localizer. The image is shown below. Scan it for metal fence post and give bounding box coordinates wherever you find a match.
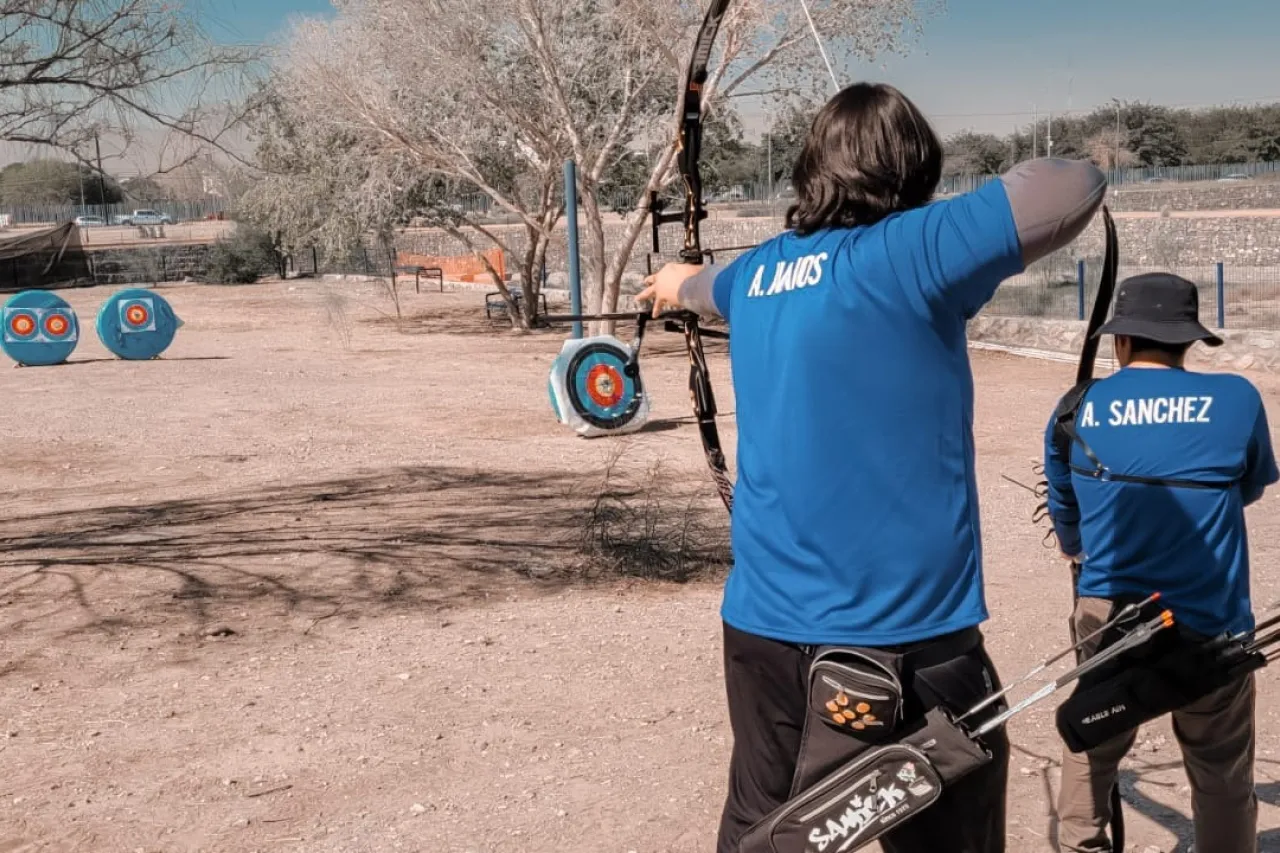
[1216,262,1226,329]
[564,159,583,339]
[1077,259,1086,321]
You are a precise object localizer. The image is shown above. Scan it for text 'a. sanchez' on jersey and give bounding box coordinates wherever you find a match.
[1077,394,1214,428]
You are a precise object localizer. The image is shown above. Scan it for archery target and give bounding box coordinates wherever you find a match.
[95,287,182,360]
[0,291,80,366]
[548,334,650,437]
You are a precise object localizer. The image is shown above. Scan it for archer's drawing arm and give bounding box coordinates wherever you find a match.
[1003,158,1108,267]
[1043,406,1083,558]
[677,263,726,318]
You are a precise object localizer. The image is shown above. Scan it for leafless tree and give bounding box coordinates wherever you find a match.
[0,0,264,177]
[246,0,936,331]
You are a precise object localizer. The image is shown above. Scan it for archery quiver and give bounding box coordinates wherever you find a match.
[1056,602,1276,753]
[737,708,991,853]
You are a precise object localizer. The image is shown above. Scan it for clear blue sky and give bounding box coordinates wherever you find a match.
[205,0,1280,138]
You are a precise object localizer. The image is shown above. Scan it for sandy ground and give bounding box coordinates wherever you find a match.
[3,280,1280,853]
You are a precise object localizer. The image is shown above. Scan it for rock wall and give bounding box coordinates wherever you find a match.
[395,194,1280,285]
[968,315,1280,374]
[87,244,214,285]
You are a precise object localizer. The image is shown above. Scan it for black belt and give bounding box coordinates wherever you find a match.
[798,626,982,670]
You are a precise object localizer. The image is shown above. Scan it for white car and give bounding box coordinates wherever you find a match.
[74,215,106,227]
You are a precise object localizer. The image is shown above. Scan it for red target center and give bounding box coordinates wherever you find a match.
[9,314,34,335]
[44,314,68,336]
[125,305,149,325]
[586,364,625,407]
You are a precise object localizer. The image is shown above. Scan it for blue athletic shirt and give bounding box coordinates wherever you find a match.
[709,178,1024,646]
[1044,366,1279,636]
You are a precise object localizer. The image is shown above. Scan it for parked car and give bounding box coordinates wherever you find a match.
[112,209,173,226]
[74,215,106,227]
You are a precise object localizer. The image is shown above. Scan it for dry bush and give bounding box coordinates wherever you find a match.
[565,445,731,583]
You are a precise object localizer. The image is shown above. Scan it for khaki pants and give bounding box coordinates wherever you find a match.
[1057,596,1258,853]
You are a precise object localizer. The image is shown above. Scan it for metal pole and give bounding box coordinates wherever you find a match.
[1077,259,1086,321]
[563,160,583,339]
[94,132,107,214]
[1217,262,1226,329]
[1115,102,1122,175]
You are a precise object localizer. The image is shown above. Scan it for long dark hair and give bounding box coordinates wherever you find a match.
[786,83,943,236]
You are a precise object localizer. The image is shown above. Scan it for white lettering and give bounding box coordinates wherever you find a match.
[1101,395,1216,426]
[804,783,909,853]
[749,253,829,299]
[1080,401,1097,428]
[1198,396,1213,422]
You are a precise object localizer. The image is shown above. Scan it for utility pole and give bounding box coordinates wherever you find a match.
[1115,100,1122,170]
[1047,109,1054,157]
[1032,103,1038,157]
[94,131,107,214]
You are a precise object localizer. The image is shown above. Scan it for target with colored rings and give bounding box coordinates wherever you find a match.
[0,291,80,366]
[565,342,644,431]
[42,311,74,340]
[547,334,650,437]
[123,301,153,330]
[95,287,181,360]
[6,311,37,341]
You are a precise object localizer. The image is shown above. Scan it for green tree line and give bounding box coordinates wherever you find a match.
[605,99,1280,197]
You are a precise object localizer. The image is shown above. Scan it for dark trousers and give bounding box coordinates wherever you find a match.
[715,622,1010,853]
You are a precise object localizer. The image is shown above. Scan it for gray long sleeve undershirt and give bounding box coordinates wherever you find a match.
[675,157,1108,318]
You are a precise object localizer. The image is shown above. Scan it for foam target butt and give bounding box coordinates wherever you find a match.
[548,335,650,437]
[95,288,181,360]
[1,290,80,366]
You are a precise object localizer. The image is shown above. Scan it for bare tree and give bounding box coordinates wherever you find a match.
[248,0,935,330]
[0,0,264,175]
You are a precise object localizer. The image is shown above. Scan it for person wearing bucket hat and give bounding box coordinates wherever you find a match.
[1093,271,1224,349]
[1042,270,1278,853]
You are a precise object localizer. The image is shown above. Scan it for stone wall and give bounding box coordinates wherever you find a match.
[87,243,214,285]
[1103,180,1280,213]
[394,191,1280,285]
[968,315,1280,374]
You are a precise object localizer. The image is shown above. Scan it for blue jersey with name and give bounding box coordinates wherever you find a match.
[709,178,1024,646]
[1044,366,1278,636]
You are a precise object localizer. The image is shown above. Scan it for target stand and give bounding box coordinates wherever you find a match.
[548,334,650,437]
[1,290,80,367]
[95,288,183,360]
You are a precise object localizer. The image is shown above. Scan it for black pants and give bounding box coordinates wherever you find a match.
[715,622,1010,853]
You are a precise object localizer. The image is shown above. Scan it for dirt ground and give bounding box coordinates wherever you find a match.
[3,279,1280,853]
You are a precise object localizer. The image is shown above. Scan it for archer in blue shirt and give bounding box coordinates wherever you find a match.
[1042,271,1277,853]
[639,82,1107,853]
[1043,273,1278,637]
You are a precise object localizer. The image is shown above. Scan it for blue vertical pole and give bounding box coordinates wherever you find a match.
[1216,262,1226,329]
[563,160,583,339]
[1077,259,1086,321]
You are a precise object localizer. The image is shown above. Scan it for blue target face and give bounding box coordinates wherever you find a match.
[0,291,80,366]
[565,342,643,430]
[96,288,180,360]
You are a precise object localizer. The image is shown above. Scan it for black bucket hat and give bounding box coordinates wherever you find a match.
[1093,272,1224,347]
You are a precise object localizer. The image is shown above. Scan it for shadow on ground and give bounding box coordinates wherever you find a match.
[0,461,730,674]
